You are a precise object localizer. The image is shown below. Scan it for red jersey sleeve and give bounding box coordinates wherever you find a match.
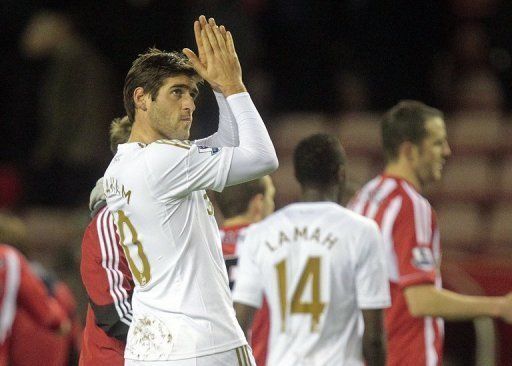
[394,197,436,289]
[80,207,133,340]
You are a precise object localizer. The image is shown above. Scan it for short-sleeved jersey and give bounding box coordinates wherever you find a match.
[232,202,390,366]
[221,224,270,366]
[80,206,134,366]
[349,174,444,366]
[103,140,246,361]
[0,244,66,366]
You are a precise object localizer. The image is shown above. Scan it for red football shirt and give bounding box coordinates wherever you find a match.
[221,224,270,366]
[350,174,444,366]
[0,244,67,366]
[79,206,133,366]
[9,273,81,366]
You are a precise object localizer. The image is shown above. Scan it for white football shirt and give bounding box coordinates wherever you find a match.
[103,139,247,361]
[232,202,391,366]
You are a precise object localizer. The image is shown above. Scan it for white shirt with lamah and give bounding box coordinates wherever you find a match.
[232,202,391,366]
[103,91,277,361]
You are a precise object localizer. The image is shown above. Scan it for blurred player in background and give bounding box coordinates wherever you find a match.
[215,176,275,366]
[233,134,390,366]
[0,212,78,366]
[9,262,80,366]
[103,15,277,365]
[349,100,512,366]
[79,116,134,366]
[0,215,70,366]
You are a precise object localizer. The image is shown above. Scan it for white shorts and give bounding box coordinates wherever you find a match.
[125,345,255,366]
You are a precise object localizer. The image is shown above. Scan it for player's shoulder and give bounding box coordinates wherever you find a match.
[339,204,376,225]
[104,143,146,176]
[288,201,371,225]
[242,218,269,237]
[143,139,195,162]
[0,243,18,255]
[358,175,384,193]
[397,179,432,212]
[256,202,376,231]
[130,139,194,174]
[261,204,297,225]
[151,139,193,150]
[0,244,22,263]
[243,207,289,236]
[330,204,381,236]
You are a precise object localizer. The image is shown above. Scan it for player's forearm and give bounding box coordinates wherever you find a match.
[195,91,239,147]
[363,336,386,366]
[225,92,278,185]
[405,285,505,320]
[86,295,132,336]
[234,302,256,339]
[362,309,386,366]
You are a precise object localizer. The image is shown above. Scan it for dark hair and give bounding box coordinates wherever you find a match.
[123,48,200,123]
[294,134,346,188]
[214,179,267,219]
[381,100,444,162]
[109,116,131,153]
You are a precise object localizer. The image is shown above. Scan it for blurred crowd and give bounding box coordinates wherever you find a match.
[1,0,512,355]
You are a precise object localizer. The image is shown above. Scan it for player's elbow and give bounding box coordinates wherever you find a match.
[263,154,279,174]
[258,148,278,174]
[250,154,279,177]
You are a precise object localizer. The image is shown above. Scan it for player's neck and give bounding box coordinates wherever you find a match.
[128,120,163,144]
[384,161,422,192]
[300,186,340,204]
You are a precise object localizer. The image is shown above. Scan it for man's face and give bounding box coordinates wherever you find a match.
[414,117,451,186]
[261,176,276,219]
[147,75,198,140]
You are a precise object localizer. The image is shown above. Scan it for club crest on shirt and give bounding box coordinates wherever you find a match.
[197,146,220,155]
[411,247,435,271]
[127,314,173,359]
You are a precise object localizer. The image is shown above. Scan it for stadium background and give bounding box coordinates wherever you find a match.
[1,0,511,365]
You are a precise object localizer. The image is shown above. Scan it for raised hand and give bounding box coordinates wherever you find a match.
[183,15,247,96]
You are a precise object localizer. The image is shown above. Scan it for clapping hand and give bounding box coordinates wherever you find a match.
[183,15,247,97]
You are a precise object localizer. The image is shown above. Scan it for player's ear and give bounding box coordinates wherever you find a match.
[337,165,346,185]
[133,87,148,112]
[400,141,419,162]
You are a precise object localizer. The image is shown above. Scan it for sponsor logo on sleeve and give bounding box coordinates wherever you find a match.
[198,146,221,155]
[411,247,435,271]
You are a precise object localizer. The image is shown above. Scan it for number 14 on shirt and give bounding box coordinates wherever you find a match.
[275,257,326,332]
